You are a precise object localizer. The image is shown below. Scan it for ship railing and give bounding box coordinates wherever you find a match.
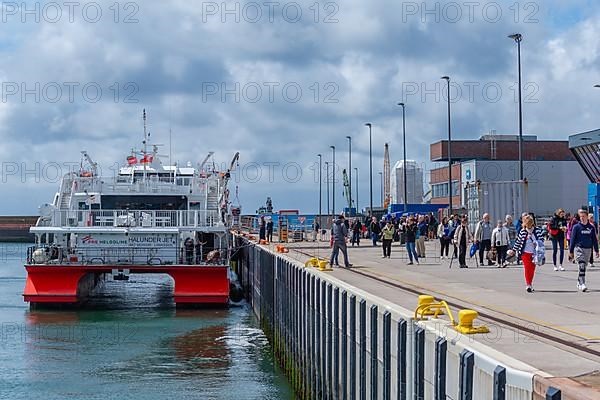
[27,245,227,266]
[71,176,220,195]
[49,209,222,228]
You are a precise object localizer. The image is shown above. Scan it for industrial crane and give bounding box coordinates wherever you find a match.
[383,143,391,209]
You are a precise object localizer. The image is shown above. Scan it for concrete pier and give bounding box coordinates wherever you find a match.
[235,235,600,399]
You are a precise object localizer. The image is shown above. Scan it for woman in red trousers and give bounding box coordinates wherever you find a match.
[509,214,545,293]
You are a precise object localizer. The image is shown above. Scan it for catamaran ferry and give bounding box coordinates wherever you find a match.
[24,111,240,306]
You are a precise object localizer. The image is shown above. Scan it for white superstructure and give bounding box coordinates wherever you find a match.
[29,113,240,269]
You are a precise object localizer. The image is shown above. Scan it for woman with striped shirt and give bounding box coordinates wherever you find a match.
[508,214,545,293]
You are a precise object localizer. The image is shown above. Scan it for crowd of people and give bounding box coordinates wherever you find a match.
[320,207,599,293]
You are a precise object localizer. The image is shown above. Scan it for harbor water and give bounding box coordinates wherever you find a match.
[0,243,293,400]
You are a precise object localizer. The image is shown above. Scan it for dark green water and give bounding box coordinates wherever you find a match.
[0,243,293,399]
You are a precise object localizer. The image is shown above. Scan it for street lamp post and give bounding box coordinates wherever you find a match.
[331,145,336,217]
[365,123,373,217]
[317,154,322,227]
[325,161,330,217]
[442,76,453,215]
[346,136,352,215]
[509,33,524,180]
[354,167,359,214]
[398,103,408,212]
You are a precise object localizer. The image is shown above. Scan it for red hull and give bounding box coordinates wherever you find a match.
[23,265,230,305]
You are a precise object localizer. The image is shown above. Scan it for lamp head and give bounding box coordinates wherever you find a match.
[398,102,405,107]
[365,123,372,128]
[595,85,600,89]
[508,33,522,42]
[441,76,450,81]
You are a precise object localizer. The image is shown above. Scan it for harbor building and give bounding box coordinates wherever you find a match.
[429,134,588,217]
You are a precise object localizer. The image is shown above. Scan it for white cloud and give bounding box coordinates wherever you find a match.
[0,0,599,213]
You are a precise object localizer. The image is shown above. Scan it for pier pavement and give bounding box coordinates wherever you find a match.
[262,237,600,391]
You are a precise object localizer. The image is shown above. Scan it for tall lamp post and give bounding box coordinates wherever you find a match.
[509,33,524,180]
[346,136,352,214]
[317,154,322,226]
[397,102,408,212]
[331,145,336,217]
[365,123,373,217]
[325,161,330,217]
[441,76,453,215]
[354,167,359,214]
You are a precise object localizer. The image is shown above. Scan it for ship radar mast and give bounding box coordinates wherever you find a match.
[143,109,148,181]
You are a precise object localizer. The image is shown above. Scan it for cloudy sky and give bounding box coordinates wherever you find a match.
[0,0,599,215]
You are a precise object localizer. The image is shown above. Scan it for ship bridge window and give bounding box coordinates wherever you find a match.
[78,202,100,210]
[101,195,187,210]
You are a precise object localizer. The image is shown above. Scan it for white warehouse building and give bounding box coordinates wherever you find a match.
[390,160,424,205]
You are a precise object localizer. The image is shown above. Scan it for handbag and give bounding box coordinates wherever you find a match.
[469,242,479,258]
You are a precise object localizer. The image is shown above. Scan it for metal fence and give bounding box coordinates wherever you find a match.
[239,241,541,399]
[37,209,221,228]
[27,245,226,266]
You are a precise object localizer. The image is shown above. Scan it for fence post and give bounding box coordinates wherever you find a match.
[350,295,357,400]
[327,284,333,398]
[493,366,506,400]
[397,319,407,400]
[459,350,475,400]
[435,337,447,400]
[341,291,348,400]
[334,287,340,400]
[370,305,378,400]
[546,387,561,400]
[382,312,391,400]
[414,327,425,400]
[321,280,327,398]
[359,299,367,400]
[315,277,322,399]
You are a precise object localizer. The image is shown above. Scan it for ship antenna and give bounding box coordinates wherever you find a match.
[169,105,173,181]
[143,109,147,181]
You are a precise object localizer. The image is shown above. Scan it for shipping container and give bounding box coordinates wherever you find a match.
[464,180,528,231]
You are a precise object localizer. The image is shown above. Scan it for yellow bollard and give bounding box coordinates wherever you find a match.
[305,258,319,268]
[454,309,490,334]
[417,295,443,316]
[318,260,333,271]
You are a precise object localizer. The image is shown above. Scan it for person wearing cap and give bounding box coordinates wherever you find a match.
[330,214,352,268]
